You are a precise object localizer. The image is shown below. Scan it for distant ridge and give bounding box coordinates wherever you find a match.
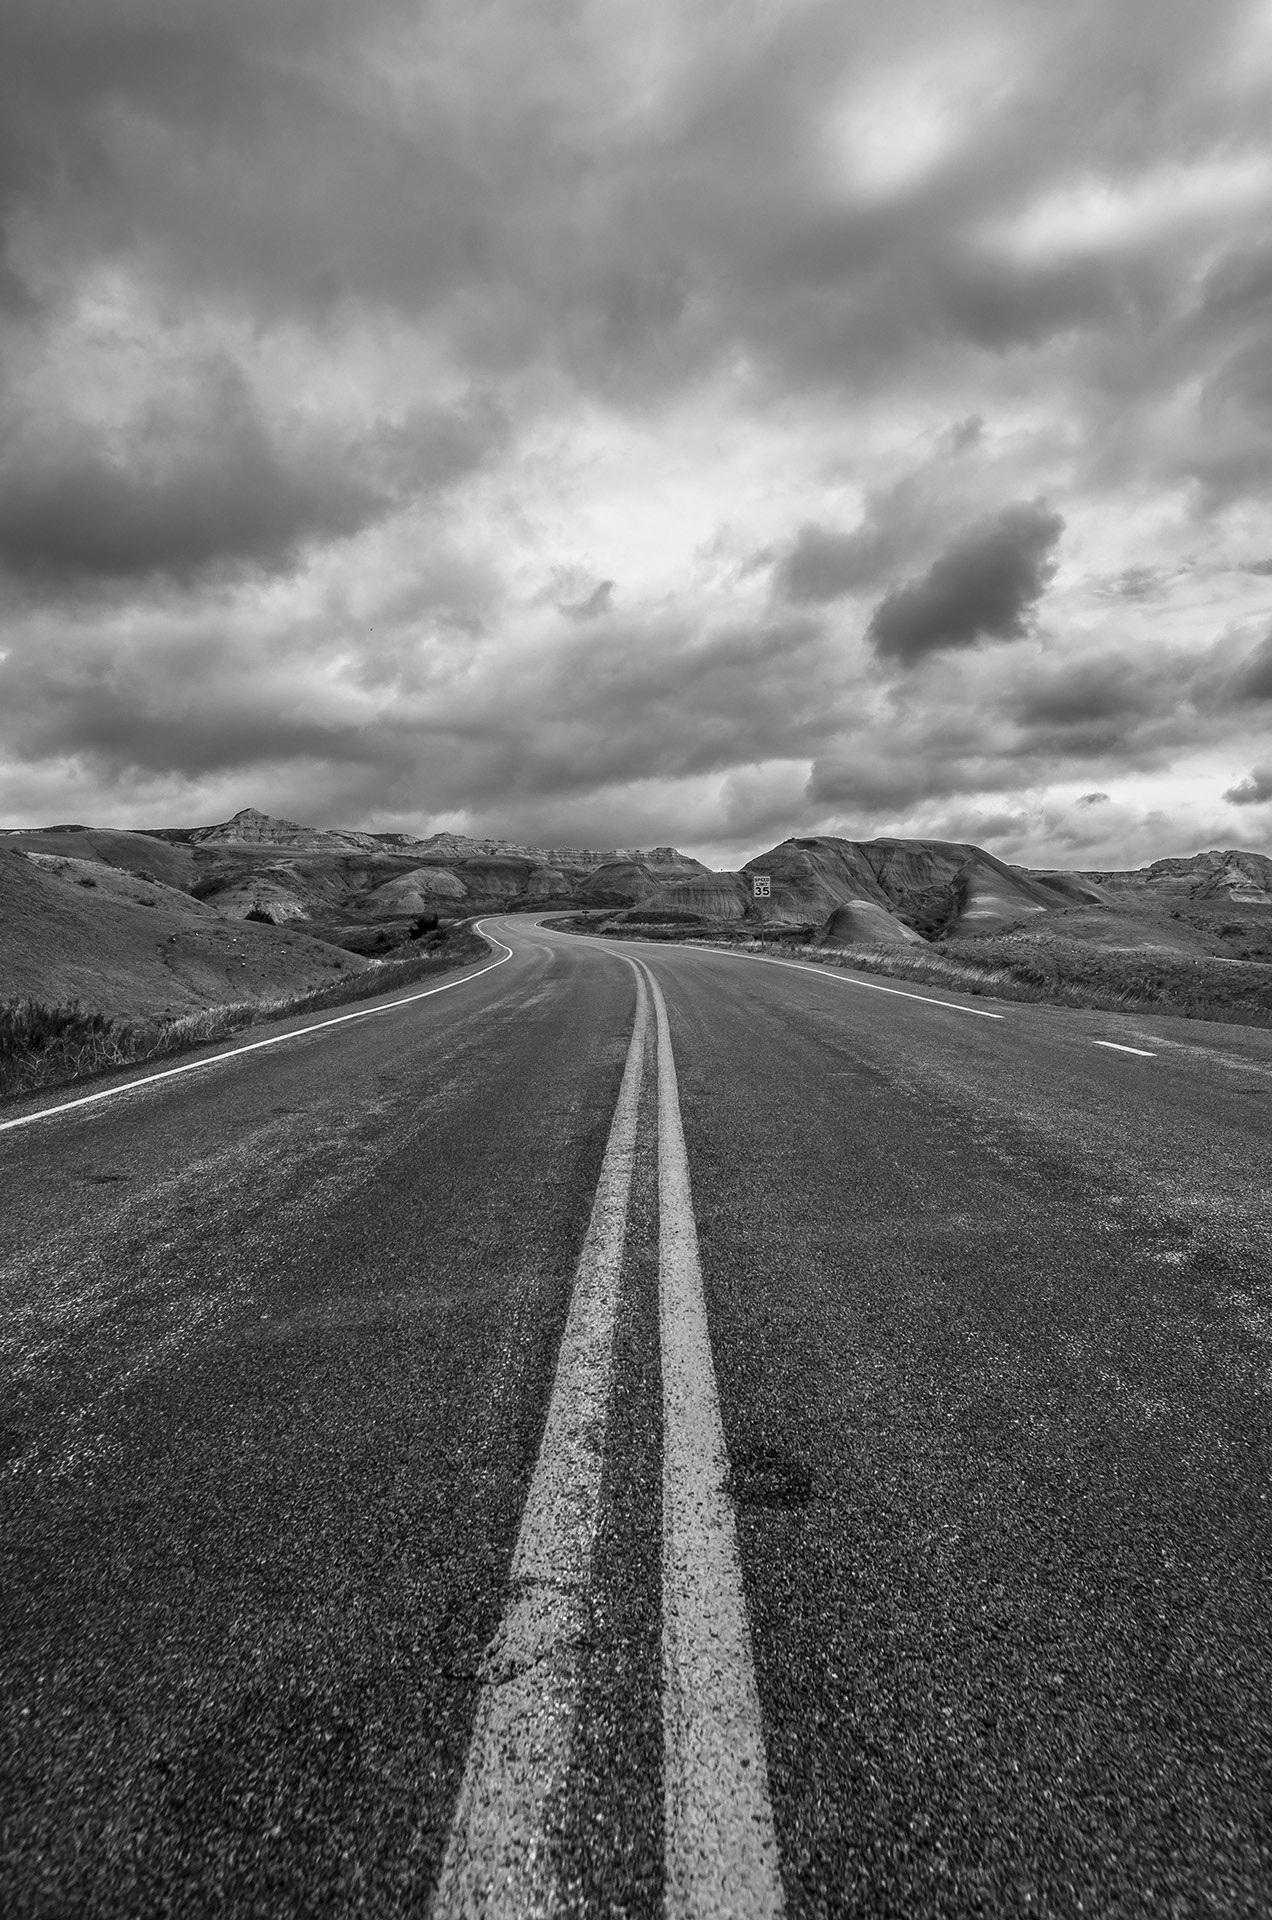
[636,834,1092,941]
[1084,848,1272,903]
[4,810,1271,1030]
[189,807,387,854]
[410,831,704,868]
[153,808,705,870]
[6,808,1267,944]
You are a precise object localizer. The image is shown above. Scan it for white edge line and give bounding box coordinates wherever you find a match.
[603,935,1005,1020]
[1092,1040,1156,1057]
[0,920,514,1135]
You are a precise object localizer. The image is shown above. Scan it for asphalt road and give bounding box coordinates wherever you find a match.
[2,916,1270,1917]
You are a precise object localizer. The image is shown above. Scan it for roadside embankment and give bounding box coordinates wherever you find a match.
[710,933,1272,1028]
[548,913,1272,1027]
[0,928,489,1102]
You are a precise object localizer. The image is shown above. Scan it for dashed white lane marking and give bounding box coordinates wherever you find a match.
[430,962,649,1918]
[1093,1040,1157,1057]
[636,957,787,1920]
[0,921,514,1136]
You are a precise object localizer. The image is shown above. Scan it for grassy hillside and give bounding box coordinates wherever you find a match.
[719,932,1272,1029]
[0,929,488,1101]
[0,847,370,1018]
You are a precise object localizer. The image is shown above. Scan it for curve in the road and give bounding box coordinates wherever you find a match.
[0,920,514,1136]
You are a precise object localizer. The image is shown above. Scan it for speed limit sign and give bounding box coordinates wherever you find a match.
[752,874,771,899]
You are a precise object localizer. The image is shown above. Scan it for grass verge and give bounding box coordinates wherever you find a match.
[710,933,1272,1028]
[0,928,489,1103]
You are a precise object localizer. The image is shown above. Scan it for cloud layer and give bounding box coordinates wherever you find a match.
[867,502,1064,666]
[1,0,1271,865]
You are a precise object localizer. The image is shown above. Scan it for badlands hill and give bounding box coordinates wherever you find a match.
[2,806,1269,1018]
[610,833,1271,960]
[0,844,369,1018]
[1084,848,1272,903]
[0,808,713,1017]
[629,836,1095,942]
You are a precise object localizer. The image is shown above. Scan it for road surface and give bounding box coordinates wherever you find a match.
[2,916,1270,1917]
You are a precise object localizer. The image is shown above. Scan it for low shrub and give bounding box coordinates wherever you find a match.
[709,933,1272,1028]
[0,928,489,1102]
[621,908,706,926]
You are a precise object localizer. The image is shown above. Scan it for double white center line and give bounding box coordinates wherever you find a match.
[431,957,784,1917]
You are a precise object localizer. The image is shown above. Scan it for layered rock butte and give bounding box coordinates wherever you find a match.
[2,807,1270,1019]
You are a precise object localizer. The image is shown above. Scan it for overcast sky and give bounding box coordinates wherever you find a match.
[2,0,1272,868]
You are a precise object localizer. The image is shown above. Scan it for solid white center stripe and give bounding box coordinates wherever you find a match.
[429,961,649,1918]
[1092,1040,1156,1057]
[637,957,786,1920]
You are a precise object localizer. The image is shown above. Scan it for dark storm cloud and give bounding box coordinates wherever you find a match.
[18,699,366,783]
[996,647,1215,766]
[0,366,379,584]
[807,700,1023,815]
[933,250,1128,353]
[1224,768,1272,805]
[1225,630,1272,703]
[804,755,969,816]
[867,501,1064,667]
[0,612,373,781]
[775,427,991,607]
[0,369,505,586]
[0,0,462,318]
[0,598,846,817]
[2,660,370,787]
[564,581,615,621]
[459,613,841,800]
[0,0,1257,395]
[1009,658,1152,730]
[806,625,1234,830]
[1,0,1270,850]
[776,523,882,605]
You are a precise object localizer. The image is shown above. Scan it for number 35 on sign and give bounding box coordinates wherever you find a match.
[751,874,771,899]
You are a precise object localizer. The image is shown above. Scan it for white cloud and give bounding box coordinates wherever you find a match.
[0,0,1270,867]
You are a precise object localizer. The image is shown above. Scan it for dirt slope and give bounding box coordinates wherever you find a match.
[356,868,470,913]
[1013,869,1114,907]
[122,811,712,921]
[190,806,386,853]
[740,836,1064,937]
[0,850,368,1017]
[574,858,699,909]
[639,873,752,921]
[1087,849,1272,904]
[820,901,925,948]
[10,807,1267,979]
[740,840,893,924]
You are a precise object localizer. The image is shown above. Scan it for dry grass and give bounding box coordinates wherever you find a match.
[0,929,487,1102]
[716,932,1272,1027]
